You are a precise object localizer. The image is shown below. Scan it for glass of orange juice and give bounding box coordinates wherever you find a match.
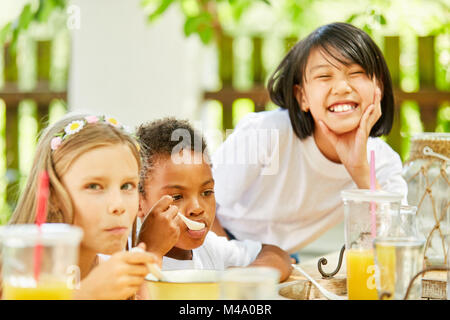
[1,224,83,300]
[341,189,403,300]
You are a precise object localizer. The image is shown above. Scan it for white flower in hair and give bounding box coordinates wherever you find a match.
[105,116,121,128]
[64,120,85,136]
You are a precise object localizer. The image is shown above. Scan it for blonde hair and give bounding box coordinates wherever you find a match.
[9,113,141,227]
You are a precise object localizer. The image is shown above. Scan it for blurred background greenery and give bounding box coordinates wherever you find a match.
[0,0,448,225]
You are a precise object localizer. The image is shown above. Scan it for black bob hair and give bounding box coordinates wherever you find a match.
[267,22,394,140]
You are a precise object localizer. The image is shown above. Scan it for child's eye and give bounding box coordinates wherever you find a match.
[121,183,136,191]
[171,194,183,201]
[350,71,365,75]
[202,190,214,197]
[317,74,331,79]
[86,183,101,190]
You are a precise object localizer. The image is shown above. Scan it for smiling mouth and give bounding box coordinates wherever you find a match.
[328,103,358,113]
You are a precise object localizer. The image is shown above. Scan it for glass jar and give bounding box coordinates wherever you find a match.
[373,206,426,300]
[341,189,403,300]
[219,267,280,300]
[447,234,450,300]
[402,133,450,267]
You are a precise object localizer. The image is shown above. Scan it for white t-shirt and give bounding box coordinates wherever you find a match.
[212,108,408,253]
[162,231,262,270]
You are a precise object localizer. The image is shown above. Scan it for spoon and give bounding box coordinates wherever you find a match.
[177,212,205,231]
[291,264,345,300]
[130,247,168,281]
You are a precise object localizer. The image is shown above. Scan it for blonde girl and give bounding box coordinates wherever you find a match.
[9,113,159,299]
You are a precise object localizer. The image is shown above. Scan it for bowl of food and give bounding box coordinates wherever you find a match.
[145,269,220,300]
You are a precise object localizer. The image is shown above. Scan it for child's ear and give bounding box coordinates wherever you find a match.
[294,84,309,112]
[138,197,146,219]
[373,77,384,98]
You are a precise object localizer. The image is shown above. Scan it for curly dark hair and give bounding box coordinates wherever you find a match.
[136,117,209,196]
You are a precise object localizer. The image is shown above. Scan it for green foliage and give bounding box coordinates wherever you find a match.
[4,0,449,47]
[138,0,450,47]
[36,0,66,22]
[0,22,12,45]
[346,8,387,36]
[143,0,175,22]
[0,0,68,53]
[184,12,214,43]
[141,0,272,44]
[436,104,450,132]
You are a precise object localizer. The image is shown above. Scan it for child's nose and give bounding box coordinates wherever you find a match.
[187,198,204,217]
[108,191,126,215]
[332,78,352,95]
[110,205,125,215]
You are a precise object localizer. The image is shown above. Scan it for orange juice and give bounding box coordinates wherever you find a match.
[346,249,378,300]
[374,243,396,299]
[3,280,72,300]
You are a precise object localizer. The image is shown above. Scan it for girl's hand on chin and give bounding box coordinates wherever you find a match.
[318,85,382,189]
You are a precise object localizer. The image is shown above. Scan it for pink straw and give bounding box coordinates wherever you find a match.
[33,171,50,282]
[370,150,376,238]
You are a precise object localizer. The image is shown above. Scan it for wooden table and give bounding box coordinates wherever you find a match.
[279,251,347,300]
[279,250,448,300]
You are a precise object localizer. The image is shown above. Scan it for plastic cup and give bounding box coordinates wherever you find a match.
[219,267,280,300]
[1,223,83,300]
[341,189,403,300]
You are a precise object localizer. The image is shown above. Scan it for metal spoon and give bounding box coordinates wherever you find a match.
[291,264,345,300]
[177,212,205,231]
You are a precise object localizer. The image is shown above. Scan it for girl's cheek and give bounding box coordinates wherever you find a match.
[352,80,374,104]
[127,195,140,215]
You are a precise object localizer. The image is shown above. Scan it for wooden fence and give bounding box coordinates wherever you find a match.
[204,34,450,156]
[0,39,68,213]
[0,33,448,218]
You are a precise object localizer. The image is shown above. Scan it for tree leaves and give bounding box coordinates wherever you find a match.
[184,12,215,44]
[17,4,34,30]
[345,8,387,36]
[0,22,12,45]
[0,1,68,53]
[142,0,272,44]
[36,0,65,22]
[9,3,34,53]
[142,0,174,22]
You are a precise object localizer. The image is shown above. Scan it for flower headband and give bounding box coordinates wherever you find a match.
[50,115,138,151]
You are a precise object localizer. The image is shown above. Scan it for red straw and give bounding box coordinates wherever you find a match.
[370,150,376,238]
[33,171,50,282]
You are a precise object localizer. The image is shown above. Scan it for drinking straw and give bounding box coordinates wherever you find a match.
[33,171,50,282]
[370,150,376,238]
